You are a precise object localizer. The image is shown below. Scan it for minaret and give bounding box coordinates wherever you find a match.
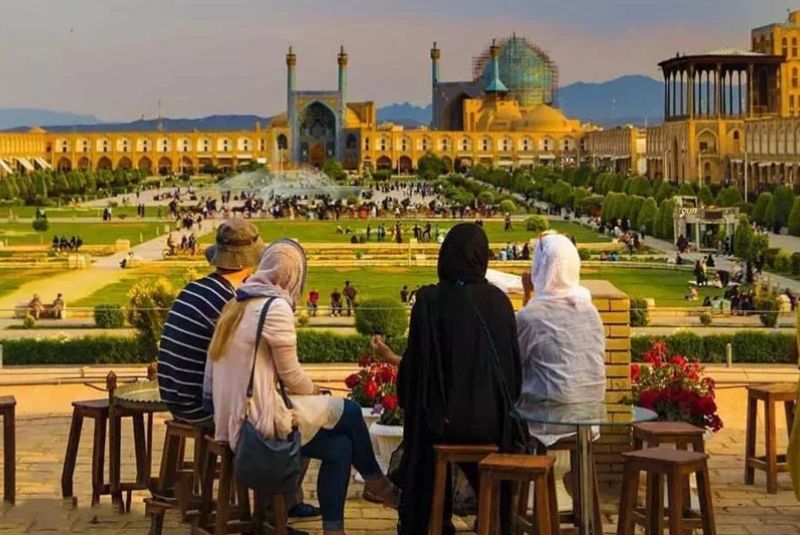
[337,45,348,160]
[430,42,441,128]
[286,46,297,162]
[484,38,508,95]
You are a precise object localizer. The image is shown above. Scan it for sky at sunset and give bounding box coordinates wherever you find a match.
[0,0,795,121]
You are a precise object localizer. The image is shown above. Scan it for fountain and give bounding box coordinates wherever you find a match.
[219,168,361,200]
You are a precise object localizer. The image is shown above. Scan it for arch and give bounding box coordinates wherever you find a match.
[442,156,453,172]
[96,156,112,171]
[454,157,472,173]
[480,137,492,152]
[459,137,472,152]
[345,133,357,150]
[198,137,212,153]
[55,138,70,154]
[77,138,90,154]
[117,156,133,170]
[696,128,718,153]
[297,101,337,165]
[180,156,193,173]
[399,136,411,152]
[519,136,533,152]
[418,136,431,152]
[439,136,452,152]
[730,129,742,153]
[376,155,393,170]
[398,155,413,174]
[177,137,192,153]
[138,156,153,173]
[116,137,131,153]
[56,157,72,171]
[155,137,170,153]
[217,137,232,153]
[562,137,575,151]
[703,161,712,182]
[378,135,391,152]
[237,137,252,152]
[158,157,172,175]
[96,137,111,154]
[276,134,288,151]
[499,137,513,152]
[77,156,90,170]
[540,136,554,151]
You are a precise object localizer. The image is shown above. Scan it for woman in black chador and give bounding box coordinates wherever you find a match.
[372,223,524,535]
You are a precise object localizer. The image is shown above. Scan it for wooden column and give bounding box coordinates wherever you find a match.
[748,64,755,118]
[687,67,695,119]
[715,63,723,118]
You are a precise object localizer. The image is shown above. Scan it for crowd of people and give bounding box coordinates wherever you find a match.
[156,220,606,535]
[165,231,199,256]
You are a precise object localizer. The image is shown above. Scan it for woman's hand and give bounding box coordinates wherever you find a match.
[371,335,402,366]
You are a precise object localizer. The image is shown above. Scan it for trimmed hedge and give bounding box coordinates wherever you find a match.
[1,332,410,366]
[94,304,125,329]
[632,331,798,364]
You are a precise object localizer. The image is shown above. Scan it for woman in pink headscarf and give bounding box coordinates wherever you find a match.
[516,231,606,445]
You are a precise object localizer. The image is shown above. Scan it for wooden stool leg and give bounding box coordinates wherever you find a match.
[156,428,182,496]
[667,468,684,535]
[592,457,603,534]
[616,464,638,535]
[3,406,14,505]
[91,415,107,506]
[744,395,757,485]
[696,465,716,535]
[216,452,232,535]
[546,469,559,535]
[765,398,778,494]
[271,493,288,535]
[430,457,448,535]
[477,471,495,535]
[132,413,147,486]
[534,475,552,535]
[197,447,217,530]
[646,472,664,535]
[61,410,84,500]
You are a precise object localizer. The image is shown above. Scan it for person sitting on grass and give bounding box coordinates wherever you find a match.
[685,285,699,301]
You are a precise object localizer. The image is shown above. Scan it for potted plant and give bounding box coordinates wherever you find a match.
[630,339,723,435]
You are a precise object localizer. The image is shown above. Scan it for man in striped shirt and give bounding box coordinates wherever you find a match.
[158,219,264,425]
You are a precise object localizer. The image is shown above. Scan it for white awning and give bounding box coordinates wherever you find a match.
[16,157,34,171]
[0,160,13,174]
[34,157,51,170]
[729,159,743,163]
[538,154,556,160]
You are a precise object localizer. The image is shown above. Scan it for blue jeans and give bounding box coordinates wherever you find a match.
[301,399,383,531]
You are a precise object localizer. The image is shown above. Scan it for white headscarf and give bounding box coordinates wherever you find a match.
[531,233,591,303]
[237,239,307,308]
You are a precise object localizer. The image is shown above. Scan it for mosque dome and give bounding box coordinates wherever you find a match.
[513,105,575,132]
[27,126,47,134]
[475,101,523,131]
[474,35,558,107]
[269,112,288,127]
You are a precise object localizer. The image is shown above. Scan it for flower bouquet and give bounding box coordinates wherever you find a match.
[344,354,402,424]
[630,340,723,433]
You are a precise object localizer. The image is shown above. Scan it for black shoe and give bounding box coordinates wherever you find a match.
[288,502,321,518]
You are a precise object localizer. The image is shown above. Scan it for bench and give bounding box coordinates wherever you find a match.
[14,302,67,319]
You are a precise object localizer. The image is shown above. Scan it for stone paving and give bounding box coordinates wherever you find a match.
[0,394,798,534]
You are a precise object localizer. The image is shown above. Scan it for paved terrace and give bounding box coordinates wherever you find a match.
[0,365,798,534]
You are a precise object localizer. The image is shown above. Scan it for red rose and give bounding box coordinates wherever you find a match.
[670,355,687,368]
[382,393,399,412]
[344,373,360,389]
[630,364,640,383]
[363,380,379,400]
[378,365,396,384]
[638,390,660,409]
[358,355,373,368]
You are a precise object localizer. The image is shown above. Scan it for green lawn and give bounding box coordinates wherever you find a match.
[0,221,169,246]
[199,219,608,245]
[73,264,715,309]
[0,268,64,299]
[2,205,165,219]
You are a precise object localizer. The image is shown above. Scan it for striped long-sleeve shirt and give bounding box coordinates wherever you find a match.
[157,273,234,423]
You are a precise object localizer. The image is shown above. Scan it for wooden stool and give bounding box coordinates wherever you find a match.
[0,396,15,505]
[617,447,715,535]
[534,436,602,532]
[477,453,559,535]
[430,444,499,534]
[193,436,287,535]
[633,421,705,452]
[745,383,797,493]
[145,420,209,534]
[61,398,111,507]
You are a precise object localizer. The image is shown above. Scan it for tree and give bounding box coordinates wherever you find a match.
[655,198,676,240]
[765,185,795,232]
[625,176,652,198]
[322,160,346,182]
[416,152,447,181]
[676,182,696,196]
[637,197,658,235]
[732,215,767,262]
[32,213,49,234]
[751,192,773,225]
[549,180,573,208]
[788,198,800,237]
[716,187,743,207]
[628,195,645,230]
[355,298,408,340]
[654,181,674,203]
[697,186,714,206]
[127,278,178,358]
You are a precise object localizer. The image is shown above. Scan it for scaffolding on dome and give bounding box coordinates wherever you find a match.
[472,35,559,107]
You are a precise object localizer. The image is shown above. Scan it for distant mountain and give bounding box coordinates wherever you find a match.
[377,102,431,127]
[4,114,272,133]
[0,108,103,130]
[558,75,663,127]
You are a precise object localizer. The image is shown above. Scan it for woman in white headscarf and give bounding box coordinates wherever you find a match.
[209,239,398,535]
[516,231,606,445]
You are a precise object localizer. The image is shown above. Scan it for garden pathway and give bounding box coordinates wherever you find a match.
[0,222,217,319]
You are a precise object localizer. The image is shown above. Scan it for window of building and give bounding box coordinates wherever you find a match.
[791,95,796,115]
[793,67,798,88]
[379,138,388,151]
[363,136,369,151]
[783,37,788,57]
[793,37,798,56]
[699,141,709,152]
[481,138,490,152]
